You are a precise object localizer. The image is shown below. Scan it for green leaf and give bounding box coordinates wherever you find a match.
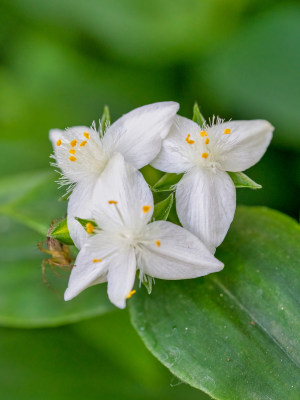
[0,170,66,235]
[50,217,74,245]
[101,105,111,135]
[227,171,262,189]
[151,173,183,192]
[0,170,113,328]
[192,102,206,126]
[0,218,113,328]
[152,194,174,222]
[130,207,300,399]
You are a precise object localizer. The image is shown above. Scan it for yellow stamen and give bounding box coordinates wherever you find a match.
[204,138,210,145]
[185,134,195,144]
[142,205,151,213]
[70,139,77,147]
[80,140,87,147]
[69,156,77,162]
[201,152,209,159]
[126,290,136,299]
[84,132,90,139]
[155,240,161,247]
[86,223,94,234]
[200,130,207,137]
[69,149,76,155]
[93,258,102,263]
[56,139,62,146]
[224,128,231,134]
[108,200,118,204]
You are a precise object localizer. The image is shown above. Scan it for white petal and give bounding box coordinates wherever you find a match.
[102,102,179,169]
[151,115,199,173]
[208,120,273,172]
[107,248,136,309]
[64,232,118,301]
[67,179,96,249]
[92,153,154,232]
[176,167,236,253]
[50,126,107,184]
[137,221,223,279]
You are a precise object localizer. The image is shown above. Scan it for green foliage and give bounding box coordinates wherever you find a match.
[130,207,300,399]
[0,311,207,400]
[0,171,112,328]
[201,4,300,151]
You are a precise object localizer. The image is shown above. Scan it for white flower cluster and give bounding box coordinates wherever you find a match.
[50,102,273,308]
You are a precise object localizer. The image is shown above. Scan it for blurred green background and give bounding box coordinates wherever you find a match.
[0,0,299,399]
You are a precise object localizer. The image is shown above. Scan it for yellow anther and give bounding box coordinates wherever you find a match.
[70,139,77,147]
[204,138,210,145]
[185,134,195,144]
[224,128,231,134]
[84,132,90,139]
[126,290,136,299]
[155,240,161,247]
[200,130,207,137]
[142,205,151,213]
[56,139,62,146]
[93,258,102,263]
[201,152,209,159]
[108,200,118,204]
[69,149,76,155]
[69,156,77,162]
[86,222,94,234]
[80,140,87,147]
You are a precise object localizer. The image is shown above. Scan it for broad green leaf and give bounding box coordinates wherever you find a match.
[152,194,174,222]
[227,171,261,189]
[152,173,183,192]
[50,217,74,245]
[101,105,111,135]
[130,207,300,400]
[192,103,206,126]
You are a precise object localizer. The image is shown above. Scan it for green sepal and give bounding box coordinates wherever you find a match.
[140,272,154,295]
[151,193,174,222]
[50,218,74,245]
[75,217,98,232]
[192,102,206,127]
[228,171,262,189]
[101,105,111,135]
[151,173,183,192]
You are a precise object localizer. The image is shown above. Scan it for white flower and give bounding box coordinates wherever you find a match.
[50,102,179,249]
[64,153,223,309]
[152,116,274,253]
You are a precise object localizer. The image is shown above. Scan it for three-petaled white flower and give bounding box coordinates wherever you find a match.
[152,116,274,253]
[50,102,179,249]
[64,153,223,308]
